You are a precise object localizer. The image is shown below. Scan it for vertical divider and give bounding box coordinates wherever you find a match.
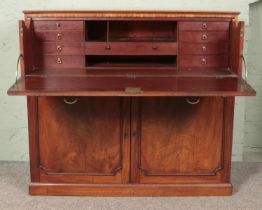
[130,97,141,183]
[107,21,110,42]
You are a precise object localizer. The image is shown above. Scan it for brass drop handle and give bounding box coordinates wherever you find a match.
[201,58,207,65]
[152,46,158,50]
[202,45,207,51]
[202,34,207,40]
[56,22,61,28]
[202,23,207,29]
[16,54,24,83]
[57,57,62,64]
[64,97,78,105]
[57,33,62,40]
[186,97,200,105]
[57,45,62,51]
[105,45,111,50]
[241,55,248,81]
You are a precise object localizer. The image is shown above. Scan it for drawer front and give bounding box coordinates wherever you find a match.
[35,55,85,68]
[35,31,84,42]
[85,42,178,55]
[34,21,84,31]
[179,31,229,43]
[37,42,84,55]
[180,55,228,68]
[180,43,228,55]
[179,21,230,31]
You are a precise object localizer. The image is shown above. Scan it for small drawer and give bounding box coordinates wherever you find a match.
[35,55,85,68]
[180,43,228,55]
[179,55,228,68]
[37,42,84,55]
[85,42,178,55]
[33,21,84,31]
[179,21,230,31]
[35,31,84,42]
[179,31,229,43]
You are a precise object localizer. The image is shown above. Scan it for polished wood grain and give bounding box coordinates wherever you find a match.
[36,42,84,55]
[7,10,257,196]
[85,42,178,56]
[29,183,232,196]
[38,97,130,183]
[27,97,40,182]
[133,97,224,183]
[33,20,84,31]
[179,21,230,31]
[7,76,256,97]
[34,31,84,42]
[179,43,228,55]
[179,31,229,43]
[229,21,245,76]
[23,10,239,20]
[19,20,34,75]
[35,55,85,68]
[179,55,228,68]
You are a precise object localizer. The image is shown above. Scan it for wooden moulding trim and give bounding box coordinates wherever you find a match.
[39,165,122,176]
[138,166,223,176]
[23,10,239,19]
[29,183,233,196]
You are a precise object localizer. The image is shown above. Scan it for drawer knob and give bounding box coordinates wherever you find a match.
[201,58,207,65]
[57,57,62,64]
[57,33,62,40]
[105,45,111,50]
[57,45,62,51]
[56,22,61,28]
[202,46,207,51]
[152,46,158,50]
[202,23,207,29]
[202,34,207,40]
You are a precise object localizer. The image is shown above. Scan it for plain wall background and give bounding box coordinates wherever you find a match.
[0,0,260,161]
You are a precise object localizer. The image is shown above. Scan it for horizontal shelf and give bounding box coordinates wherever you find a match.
[8,75,255,97]
[25,68,239,77]
[85,55,177,68]
[87,37,176,42]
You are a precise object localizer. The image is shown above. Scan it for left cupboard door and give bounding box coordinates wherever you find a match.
[37,97,130,184]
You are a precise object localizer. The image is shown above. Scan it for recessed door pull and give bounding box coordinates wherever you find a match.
[186,97,200,105]
[63,97,78,105]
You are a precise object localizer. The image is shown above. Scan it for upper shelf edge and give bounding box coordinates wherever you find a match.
[23,10,240,19]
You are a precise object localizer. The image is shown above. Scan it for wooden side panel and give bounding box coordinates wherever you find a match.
[221,97,235,183]
[133,97,225,183]
[19,19,34,76]
[37,97,130,184]
[229,21,245,76]
[27,96,40,182]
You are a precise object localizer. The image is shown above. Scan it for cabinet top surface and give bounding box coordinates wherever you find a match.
[23,10,239,19]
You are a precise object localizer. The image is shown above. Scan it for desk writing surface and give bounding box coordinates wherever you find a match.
[8,74,255,96]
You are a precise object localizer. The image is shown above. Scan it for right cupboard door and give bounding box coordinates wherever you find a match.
[131,97,229,184]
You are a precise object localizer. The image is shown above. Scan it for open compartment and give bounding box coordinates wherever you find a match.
[85,21,177,42]
[109,21,177,42]
[85,55,177,68]
[86,21,108,41]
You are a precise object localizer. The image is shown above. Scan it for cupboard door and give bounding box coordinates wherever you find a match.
[38,97,130,184]
[131,97,225,184]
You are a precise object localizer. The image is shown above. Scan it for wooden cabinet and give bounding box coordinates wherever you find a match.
[38,97,130,184]
[8,11,256,196]
[132,97,224,183]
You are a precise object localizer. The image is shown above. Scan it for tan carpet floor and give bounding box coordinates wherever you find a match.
[0,161,261,210]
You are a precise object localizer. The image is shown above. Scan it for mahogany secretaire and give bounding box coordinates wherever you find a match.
[8,10,256,196]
